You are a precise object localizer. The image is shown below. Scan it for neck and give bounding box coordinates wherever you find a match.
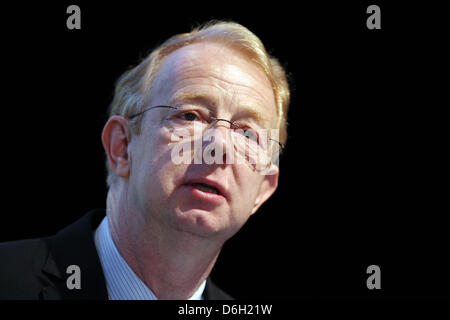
[106,185,224,299]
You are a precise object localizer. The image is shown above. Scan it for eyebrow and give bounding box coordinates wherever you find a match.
[233,107,270,128]
[170,91,271,128]
[170,91,216,107]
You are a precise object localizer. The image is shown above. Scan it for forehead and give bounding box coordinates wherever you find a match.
[151,42,277,125]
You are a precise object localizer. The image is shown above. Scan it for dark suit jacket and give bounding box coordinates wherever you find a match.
[0,209,232,300]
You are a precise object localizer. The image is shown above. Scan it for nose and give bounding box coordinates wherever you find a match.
[202,122,234,165]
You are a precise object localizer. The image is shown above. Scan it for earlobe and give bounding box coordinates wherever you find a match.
[102,116,131,179]
[251,165,279,215]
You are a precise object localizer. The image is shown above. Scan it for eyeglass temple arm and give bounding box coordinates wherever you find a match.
[269,138,284,150]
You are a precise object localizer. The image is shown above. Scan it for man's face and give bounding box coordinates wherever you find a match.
[127,42,279,241]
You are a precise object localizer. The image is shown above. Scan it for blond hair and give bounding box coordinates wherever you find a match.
[106,20,290,187]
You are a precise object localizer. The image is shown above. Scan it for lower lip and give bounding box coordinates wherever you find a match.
[184,185,226,204]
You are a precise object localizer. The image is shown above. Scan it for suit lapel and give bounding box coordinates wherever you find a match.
[204,278,233,300]
[40,210,109,300]
[38,209,232,300]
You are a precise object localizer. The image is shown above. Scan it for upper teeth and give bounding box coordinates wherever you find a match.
[192,183,219,194]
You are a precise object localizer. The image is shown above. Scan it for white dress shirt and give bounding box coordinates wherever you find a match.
[94,217,206,300]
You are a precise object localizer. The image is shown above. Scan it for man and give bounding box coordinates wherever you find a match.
[0,20,290,300]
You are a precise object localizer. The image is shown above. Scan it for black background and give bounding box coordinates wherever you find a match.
[1,1,448,300]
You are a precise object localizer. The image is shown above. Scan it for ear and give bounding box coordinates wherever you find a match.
[250,164,279,215]
[102,116,132,179]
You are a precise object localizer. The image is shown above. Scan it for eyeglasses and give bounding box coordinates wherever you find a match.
[128,105,284,173]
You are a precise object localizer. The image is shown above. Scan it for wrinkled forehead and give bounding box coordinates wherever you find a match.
[150,42,277,126]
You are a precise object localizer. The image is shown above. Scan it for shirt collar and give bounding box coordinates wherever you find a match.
[94,216,206,300]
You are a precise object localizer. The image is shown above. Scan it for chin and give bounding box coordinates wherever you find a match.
[173,208,234,240]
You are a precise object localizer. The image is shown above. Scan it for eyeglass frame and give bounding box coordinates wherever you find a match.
[126,105,285,153]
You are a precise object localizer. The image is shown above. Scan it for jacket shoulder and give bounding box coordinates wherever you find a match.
[0,238,51,299]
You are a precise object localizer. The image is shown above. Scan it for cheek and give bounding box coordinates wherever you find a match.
[233,168,263,207]
[133,127,173,167]
[131,129,187,194]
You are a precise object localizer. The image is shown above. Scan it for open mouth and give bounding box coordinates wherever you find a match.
[190,183,221,195]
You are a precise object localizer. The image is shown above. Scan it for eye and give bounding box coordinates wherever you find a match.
[180,112,199,121]
[242,128,259,142]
